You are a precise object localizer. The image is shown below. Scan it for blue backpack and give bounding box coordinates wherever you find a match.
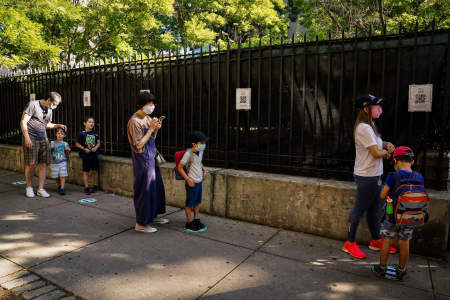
[391,171,429,226]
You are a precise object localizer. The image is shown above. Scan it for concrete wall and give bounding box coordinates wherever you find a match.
[1,144,448,258]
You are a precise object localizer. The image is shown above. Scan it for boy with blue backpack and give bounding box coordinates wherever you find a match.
[371,146,429,280]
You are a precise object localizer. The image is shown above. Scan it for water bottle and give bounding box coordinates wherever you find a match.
[386,197,394,215]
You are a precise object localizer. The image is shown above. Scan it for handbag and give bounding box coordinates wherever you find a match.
[155,150,166,166]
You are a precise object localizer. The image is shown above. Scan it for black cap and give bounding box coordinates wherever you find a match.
[190,131,208,144]
[355,93,384,109]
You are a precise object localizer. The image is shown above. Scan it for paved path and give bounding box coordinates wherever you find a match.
[0,169,448,300]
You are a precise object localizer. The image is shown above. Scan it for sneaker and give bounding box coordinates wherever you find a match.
[37,189,50,198]
[153,217,169,224]
[134,224,158,233]
[59,188,66,195]
[92,186,98,193]
[369,239,398,254]
[371,264,387,278]
[84,187,90,195]
[25,187,35,198]
[394,265,407,281]
[193,219,206,230]
[342,241,367,259]
[184,222,199,232]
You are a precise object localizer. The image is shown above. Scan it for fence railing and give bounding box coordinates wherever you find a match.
[1,28,449,189]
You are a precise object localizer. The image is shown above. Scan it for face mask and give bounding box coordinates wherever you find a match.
[50,104,57,110]
[197,144,206,151]
[371,107,383,119]
[142,104,155,115]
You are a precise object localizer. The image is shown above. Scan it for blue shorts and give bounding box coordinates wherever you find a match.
[82,156,99,172]
[185,182,202,207]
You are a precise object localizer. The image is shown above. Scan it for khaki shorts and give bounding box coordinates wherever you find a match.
[23,139,51,166]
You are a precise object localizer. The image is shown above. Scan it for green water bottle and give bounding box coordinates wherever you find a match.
[386,197,394,215]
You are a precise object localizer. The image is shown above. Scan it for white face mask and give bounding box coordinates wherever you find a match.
[50,104,57,110]
[142,104,155,115]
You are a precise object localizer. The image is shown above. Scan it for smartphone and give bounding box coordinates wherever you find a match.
[159,116,166,121]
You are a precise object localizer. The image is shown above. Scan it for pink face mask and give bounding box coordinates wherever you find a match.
[371,107,383,119]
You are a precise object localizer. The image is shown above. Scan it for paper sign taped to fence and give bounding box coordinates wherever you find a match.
[29,93,36,101]
[408,84,432,112]
[83,91,91,107]
[236,88,251,110]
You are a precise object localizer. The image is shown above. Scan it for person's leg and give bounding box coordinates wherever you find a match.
[185,206,192,222]
[92,170,98,186]
[60,177,65,189]
[25,165,35,188]
[83,171,89,187]
[398,240,409,269]
[37,163,46,190]
[380,238,393,266]
[348,176,375,242]
[194,204,200,219]
[366,177,382,241]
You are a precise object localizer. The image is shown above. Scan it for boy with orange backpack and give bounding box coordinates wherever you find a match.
[175,131,208,232]
[371,146,429,280]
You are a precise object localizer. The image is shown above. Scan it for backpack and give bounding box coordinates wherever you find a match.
[174,150,191,180]
[392,171,429,226]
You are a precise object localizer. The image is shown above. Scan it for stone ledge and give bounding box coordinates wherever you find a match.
[0,144,448,258]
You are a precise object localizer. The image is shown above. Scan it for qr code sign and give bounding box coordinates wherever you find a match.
[415,93,426,104]
[240,95,247,103]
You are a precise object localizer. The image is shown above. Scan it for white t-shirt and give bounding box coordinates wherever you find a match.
[354,123,383,177]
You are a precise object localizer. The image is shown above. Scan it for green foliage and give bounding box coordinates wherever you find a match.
[0,0,448,70]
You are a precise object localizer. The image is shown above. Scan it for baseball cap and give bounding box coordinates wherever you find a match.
[190,131,209,144]
[355,93,384,109]
[393,146,414,159]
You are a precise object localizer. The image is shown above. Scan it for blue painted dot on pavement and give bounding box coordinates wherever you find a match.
[78,198,98,204]
[11,180,26,185]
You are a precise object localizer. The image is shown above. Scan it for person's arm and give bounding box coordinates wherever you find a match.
[75,136,90,154]
[380,185,391,200]
[64,142,71,152]
[91,139,101,152]
[202,165,207,179]
[178,163,195,187]
[46,123,67,131]
[20,112,33,149]
[152,118,162,139]
[50,141,55,149]
[132,119,158,151]
[368,145,390,159]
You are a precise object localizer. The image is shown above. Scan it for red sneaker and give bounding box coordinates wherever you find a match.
[369,238,398,254]
[342,241,367,259]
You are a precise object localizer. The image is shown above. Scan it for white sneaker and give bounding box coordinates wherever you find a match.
[37,189,50,198]
[25,187,35,198]
[153,217,169,224]
[134,224,158,233]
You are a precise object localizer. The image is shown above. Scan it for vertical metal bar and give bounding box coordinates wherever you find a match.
[409,22,418,143]
[207,45,212,155]
[109,59,113,154]
[325,33,332,160]
[191,48,194,135]
[312,35,319,168]
[160,51,165,151]
[393,25,402,140]
[289,35,295,166]
[103,58,108,153]
[278,37,284,163]
[168,50,172,155]
[183,47,187,148]
[267,36,273,164]
[235,40,241,168]
[199,47,203,131]
[350,29,357,145]
[300,33,307,158]
[225,41,231,168]
[216,43,221,161]
[175,50,179,150]
[257,37,262,156]
[367,25,372,92]
[247,38,252,166]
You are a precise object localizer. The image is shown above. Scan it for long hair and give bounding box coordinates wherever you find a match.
[353,106,380,138]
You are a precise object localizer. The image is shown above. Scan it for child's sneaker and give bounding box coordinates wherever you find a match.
[193,219,206,230]
[370,264,387,278]
[342,241,367,259]
[92,186,98,193]
[84,187,90,195]
[184,222,199,232]
[394,265,407,281]
[59,188,66,195]
[369,238,398,254]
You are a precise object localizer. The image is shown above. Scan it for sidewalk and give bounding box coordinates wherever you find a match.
[0,168,448,300]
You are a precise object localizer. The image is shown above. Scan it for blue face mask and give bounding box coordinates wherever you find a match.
[50,104,57,110]
[197,144,206,151]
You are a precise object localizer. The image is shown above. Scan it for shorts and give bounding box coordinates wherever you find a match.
[185,181,202,207]
[380,220,415,241]
[23,139,51,165]
[51,161,68,178]
[82,156,99,172]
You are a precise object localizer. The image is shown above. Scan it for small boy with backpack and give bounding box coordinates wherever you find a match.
[175,131,208,233]
[371,146,429,280]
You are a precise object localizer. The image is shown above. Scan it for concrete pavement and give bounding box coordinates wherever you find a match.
[0,169,448,300]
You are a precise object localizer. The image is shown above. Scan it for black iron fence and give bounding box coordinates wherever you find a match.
[1,28,449,189]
